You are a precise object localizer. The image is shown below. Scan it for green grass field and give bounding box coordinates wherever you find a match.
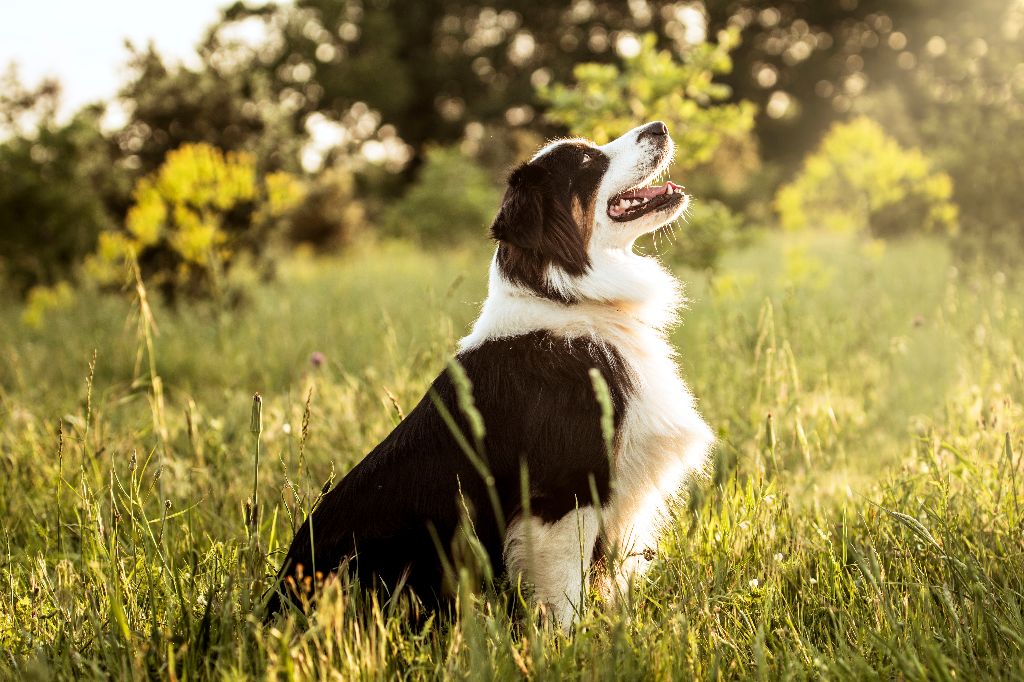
[1,234,1022,679]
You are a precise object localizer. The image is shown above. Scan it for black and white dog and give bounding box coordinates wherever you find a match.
[267,121,713,627]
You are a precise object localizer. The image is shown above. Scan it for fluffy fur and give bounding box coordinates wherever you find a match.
[267,122,714,628]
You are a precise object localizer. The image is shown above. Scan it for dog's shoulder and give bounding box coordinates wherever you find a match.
[453,330,634,415]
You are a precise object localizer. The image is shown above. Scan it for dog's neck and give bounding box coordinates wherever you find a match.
[459,247,684,352]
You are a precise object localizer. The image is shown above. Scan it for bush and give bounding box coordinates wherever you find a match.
[774,117,958,238]
[671,199,747,270]
[381,145,500,246]
[0,107,127,295]
[285,167,366,250]
[539,31,756,173]
[84,143,304,302]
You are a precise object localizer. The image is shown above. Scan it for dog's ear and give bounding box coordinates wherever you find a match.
[490,163,549,249]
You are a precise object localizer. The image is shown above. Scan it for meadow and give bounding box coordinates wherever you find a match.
[1,234,1022,680]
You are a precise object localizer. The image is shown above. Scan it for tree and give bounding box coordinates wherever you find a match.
[115,45,303,178]
[702,1,937,164]
[203,1,763,160]
[875,0,1024,255]
[0,69,129,295]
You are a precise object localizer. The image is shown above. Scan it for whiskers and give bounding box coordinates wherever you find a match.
[648,197,693,256]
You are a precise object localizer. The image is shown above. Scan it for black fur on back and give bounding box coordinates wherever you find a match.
[265,330,633,618]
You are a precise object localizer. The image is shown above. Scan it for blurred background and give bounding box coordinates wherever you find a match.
[2,0,1022,316]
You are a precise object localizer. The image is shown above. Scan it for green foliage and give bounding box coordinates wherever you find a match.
[1,237,1022,678]
[285,167,366,250]
[382,145,501,246]
[116,46,302,176]
[659,199,747,270]
[880,0,1024,257]
[208,2,738,154]
[84,143,304,301]
[20,280,74,328]
[539,31,756,171]
[0,104,127,295]
[775,117,958,237]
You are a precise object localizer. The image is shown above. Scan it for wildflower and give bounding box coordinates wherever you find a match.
[774,552,784,562]
[310,351,326,369]
[749,578,759,589]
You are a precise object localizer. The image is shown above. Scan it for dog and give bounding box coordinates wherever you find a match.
[266,121,714,628]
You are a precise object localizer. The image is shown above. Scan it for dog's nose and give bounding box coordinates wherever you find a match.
[638,121,668,140]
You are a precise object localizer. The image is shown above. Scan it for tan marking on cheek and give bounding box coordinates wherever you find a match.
[571,195,585,225]
[572,194,597,246]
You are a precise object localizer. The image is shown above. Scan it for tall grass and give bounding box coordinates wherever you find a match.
[0,235,1021,679]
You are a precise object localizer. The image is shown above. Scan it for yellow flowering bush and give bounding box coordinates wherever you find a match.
[85,143,304,300]
[775,117,958,237]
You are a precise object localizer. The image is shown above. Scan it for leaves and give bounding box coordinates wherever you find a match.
[539,32,756,172]
[382,145,501,246]
[774,117,959,237]
[84,143,305,301]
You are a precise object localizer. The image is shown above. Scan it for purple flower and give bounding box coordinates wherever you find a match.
[310,351,326,369]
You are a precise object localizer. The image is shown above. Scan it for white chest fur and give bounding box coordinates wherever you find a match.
[600,320,713,572]
[462,250,714,586]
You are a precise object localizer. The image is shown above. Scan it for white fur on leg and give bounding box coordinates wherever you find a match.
[504,506,600,628]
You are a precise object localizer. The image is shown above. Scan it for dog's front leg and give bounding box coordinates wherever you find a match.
[504,505,601,628]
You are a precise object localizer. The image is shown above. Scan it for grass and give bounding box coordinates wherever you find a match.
[1,234,1022,679]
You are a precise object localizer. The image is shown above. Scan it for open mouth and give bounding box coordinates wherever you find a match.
[607,181,685,222]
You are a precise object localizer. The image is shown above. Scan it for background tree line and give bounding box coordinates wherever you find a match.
[2,0,1022,309]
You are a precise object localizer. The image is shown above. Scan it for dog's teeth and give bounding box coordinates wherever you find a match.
[666,186,674,195]
[618,199,629,210]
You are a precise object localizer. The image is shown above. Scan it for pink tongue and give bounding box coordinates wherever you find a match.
[625,181,682,199]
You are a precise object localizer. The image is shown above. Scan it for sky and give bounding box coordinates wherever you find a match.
[0,0,237,117]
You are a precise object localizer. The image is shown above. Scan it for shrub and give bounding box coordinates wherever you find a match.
[84,143,305,302]
[669,199,747,270]
[539,31,756,173]
[381,145,500,246]
[285,167,366,250]
[774,117,958,238]
[0,107,127,296]
[20,281,74,328]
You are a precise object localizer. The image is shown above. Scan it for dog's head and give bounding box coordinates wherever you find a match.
[491,121,688,302]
